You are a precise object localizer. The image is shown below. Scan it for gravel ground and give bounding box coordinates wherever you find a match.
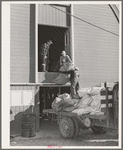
[10,119,118,147]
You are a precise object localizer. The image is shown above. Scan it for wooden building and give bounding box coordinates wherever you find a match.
[8,3,119,134]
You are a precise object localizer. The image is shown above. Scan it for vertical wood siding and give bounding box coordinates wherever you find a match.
[38,4,69,27]
[10,4,30,83]
[73,4,119,87]
[10,85,39,134]
[30,4,36,83]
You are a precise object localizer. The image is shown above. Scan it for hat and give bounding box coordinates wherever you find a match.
[61,51,66,55]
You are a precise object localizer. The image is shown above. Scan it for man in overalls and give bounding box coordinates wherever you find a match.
[60,67,80,99]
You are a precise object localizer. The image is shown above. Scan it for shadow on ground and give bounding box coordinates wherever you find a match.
[10,119,118,147]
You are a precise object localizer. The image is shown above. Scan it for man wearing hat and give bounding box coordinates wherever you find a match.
[60,67,80,99]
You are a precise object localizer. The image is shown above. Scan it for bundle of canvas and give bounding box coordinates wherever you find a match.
[51,93,79,112]
[52,63,75,84]
[78,87,103,98]
[58,93,70,100]
[72,88,102,116]
[59,62,75,72]
[52,73,70,84]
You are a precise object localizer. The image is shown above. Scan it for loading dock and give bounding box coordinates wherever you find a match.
[8,3,119,135]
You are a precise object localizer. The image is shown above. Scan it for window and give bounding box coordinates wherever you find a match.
[65,33,70,46]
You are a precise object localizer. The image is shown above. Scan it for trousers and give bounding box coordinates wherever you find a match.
[70,77,80,97]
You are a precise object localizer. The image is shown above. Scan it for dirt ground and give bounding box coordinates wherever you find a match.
[10,119,119,147]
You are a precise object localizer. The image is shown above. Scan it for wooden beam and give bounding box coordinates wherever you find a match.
[49,4,71,8]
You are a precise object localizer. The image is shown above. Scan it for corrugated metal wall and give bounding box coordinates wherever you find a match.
[10,85,39,134]
[38,4,69,27]
[10,4,30,83]
[73,4,119,87]
[10,4,35,83]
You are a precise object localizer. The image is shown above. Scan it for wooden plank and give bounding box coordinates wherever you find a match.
[39,84,71,87]
[101,99,112,104]
[22,86,25,90]
[58,87,61,95]
[106,88,109,127]
[19,106,24,112]
[43,88,46,109]
[43,109,56,114]
[27,86,31,90]
[15,86,20,90]
[10,91,12,106]
[82,114,106,120]
[23,86,27,90]
[11,86,16,90]
[10,83,71,87]
[16,106,20,112]
[109,107,114,128]
[100,90,113,95]
[19,86,23,90]
[31,86,35,90]
[101,108,106,113]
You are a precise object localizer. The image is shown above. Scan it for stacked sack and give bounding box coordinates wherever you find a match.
[52,63,75,84]
[52,93,80,112]
[72,87,104,116]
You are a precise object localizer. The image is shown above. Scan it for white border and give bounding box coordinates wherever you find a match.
[2,1,122,149]
[2,2,10,148]
[118,1,122,148]
[2,1,121,4]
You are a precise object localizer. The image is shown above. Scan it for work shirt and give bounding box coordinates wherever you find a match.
[60,55,72,66]
[60,69,79,81]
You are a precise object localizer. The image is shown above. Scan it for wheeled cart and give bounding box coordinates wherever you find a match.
[43,82,119,139]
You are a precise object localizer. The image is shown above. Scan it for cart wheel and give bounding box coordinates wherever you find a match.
[59,117,74,139]
[71,117,80,138]
[91,126,106,134]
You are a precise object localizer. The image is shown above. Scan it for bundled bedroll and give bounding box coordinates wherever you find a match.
[52,63,75,84]
[51,86,111,116]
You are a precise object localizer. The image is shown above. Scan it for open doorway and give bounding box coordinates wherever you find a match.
[38,25,71,72]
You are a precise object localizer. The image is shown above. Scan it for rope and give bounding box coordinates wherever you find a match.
[46,4,119,37]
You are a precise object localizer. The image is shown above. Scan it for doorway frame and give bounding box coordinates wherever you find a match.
[37,24,72,78]
[35,4,74,84]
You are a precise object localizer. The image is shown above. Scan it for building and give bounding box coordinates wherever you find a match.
[6,3,120,134]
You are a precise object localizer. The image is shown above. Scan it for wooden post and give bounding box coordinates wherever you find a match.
[105,82,109,127]
[59,87,61,95]
[43,88,46,109]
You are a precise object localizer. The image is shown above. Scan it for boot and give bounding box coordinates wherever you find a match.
[72,94,81,99]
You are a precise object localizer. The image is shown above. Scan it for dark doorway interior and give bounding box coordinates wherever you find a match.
[39,87,70,114]
[38,25,68,72]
